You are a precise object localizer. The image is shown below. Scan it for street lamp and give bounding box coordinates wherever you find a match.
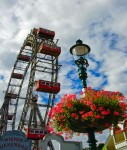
[70,39,90,90]
[70,40,97,150]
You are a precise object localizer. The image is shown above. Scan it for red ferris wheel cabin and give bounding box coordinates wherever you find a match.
[32,28,55,39]
[39,43,61,57]
[25,128,49,140]
[35,80,60,94]
[18,54,31,62]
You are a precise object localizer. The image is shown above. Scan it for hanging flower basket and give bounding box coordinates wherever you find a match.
[48,87,127,136]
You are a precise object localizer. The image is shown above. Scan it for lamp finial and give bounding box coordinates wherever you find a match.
[76,39,83,44]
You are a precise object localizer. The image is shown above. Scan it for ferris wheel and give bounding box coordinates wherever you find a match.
[0,27,61,149]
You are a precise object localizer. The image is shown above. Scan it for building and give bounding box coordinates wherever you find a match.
[105,119,127,150]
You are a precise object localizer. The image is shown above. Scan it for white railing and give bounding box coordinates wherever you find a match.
[115,140,127,149]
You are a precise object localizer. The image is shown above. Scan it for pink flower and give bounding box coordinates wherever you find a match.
[101,111,108,115]
[48,127,54,132]
[65,137,68,140]
[107,109,110,114]
[82,114,87,119]
[79,99,83,103]
[99,107,104,111]
[91,105,96,111]
[88,111,93,117]
[105,123,110,128]
[119,102,127,110]
[79,111,85,115]
[67,94,76,101]
[85,101,92,105]
[80,91,84,95]
[57,132,62,135]
[101,109,110,115]
[48,110,52,117]
[95,115,101,119]
[71,113,77,118]
[82,111,93,119]
[123,114,127,118]
[66,103,73,109]
[114,111,119,116]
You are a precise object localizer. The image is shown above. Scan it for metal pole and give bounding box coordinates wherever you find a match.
[76,58,98,150]
[87,128,97,150]
[75,57,89,88]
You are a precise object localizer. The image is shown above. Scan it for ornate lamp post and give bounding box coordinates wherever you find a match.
[70,39,90,90]
[70,39,97,150]
[48,39,126,150]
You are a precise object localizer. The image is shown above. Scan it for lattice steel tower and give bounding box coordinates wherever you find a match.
[0,28,61,149]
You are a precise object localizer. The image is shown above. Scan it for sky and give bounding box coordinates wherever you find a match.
[0,0,127,148]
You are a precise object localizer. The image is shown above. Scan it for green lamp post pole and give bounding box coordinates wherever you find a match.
[87,128,97,150]
[75,57,89,89]
[70,40,97,150]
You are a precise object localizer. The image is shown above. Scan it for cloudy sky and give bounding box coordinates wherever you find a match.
[0,0,127,148]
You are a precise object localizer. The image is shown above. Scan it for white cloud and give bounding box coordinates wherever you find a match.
[0,0,127,148]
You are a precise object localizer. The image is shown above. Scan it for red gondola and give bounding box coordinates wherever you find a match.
[37,28,55,39]
[11,73,24,79]
[18,54,30,62]
[39,43,61,57]
[35,80,60,94]
[5,93,17,99]
[25,128,49,139]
